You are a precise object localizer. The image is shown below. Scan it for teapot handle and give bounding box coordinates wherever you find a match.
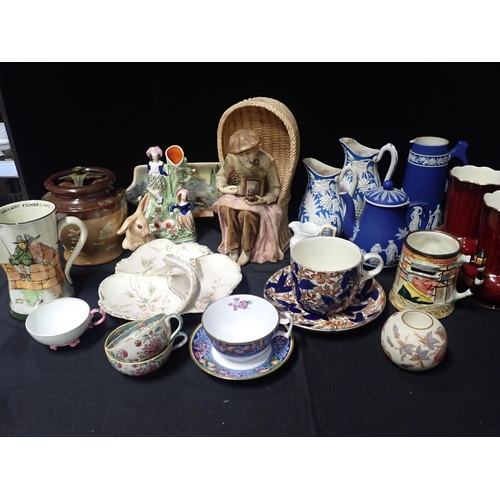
[375,143,399,183]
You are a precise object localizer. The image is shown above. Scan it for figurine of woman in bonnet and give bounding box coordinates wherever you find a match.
[146,146,168,204]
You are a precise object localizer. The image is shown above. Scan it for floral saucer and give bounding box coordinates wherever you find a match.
[263,266,386,332]
[189,324,294,381]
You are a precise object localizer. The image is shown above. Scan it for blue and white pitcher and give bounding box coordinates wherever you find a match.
[339,137,398,219]
[297,158,357,236]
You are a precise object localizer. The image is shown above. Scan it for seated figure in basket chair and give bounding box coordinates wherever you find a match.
[213,128,284,266]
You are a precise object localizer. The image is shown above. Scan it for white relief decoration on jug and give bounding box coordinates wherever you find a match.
[408,206,424,232]
[408,152,450,167]
[427,205,442,230]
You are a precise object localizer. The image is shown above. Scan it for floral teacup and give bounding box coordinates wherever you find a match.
[105,313,183,362]
[202,294,293,360]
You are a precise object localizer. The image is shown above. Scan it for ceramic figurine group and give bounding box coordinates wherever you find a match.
[5,96,500,380]
[126,145,197,246]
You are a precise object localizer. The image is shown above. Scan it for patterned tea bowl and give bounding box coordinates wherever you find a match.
[104,327,188,376]
[201,294,293,361]
[105,313,183,362]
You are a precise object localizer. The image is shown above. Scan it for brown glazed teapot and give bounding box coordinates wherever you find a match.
[43,166,127,266]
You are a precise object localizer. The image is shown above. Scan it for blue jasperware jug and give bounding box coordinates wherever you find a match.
[401,136,468,230]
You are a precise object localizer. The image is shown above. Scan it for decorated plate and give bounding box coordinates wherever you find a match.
[264,266,386,332]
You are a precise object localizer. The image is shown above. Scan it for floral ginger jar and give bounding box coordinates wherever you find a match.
[381,310,447,371]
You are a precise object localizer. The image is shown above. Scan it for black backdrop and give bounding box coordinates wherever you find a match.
[1,62,499,217]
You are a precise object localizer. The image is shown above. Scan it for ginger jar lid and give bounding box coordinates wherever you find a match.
[365,180,408,207]
[43,166,125,214]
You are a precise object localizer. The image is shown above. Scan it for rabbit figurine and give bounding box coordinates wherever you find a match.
[117,194,155,251]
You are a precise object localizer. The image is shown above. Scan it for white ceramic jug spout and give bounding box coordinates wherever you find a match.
[288,221,336,248]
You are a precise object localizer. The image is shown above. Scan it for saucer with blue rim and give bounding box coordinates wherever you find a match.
[263,266,386,332]
[189,324,294,381]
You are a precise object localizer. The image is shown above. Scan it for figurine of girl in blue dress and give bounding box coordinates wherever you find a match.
[170,187,196,234]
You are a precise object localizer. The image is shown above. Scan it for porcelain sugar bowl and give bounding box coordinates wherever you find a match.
[381,310,447,371]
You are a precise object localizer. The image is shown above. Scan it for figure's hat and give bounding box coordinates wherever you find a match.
[227,129,260,154]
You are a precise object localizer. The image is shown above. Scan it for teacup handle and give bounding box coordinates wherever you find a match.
[88,308,106,329]
[165,313,183,339]
[273,312,294,340]
[361,252,384,285]
[170,330,188,351]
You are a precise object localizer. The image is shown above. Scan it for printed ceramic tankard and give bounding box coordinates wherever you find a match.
[389,229,480,318]
[0,200,87,320]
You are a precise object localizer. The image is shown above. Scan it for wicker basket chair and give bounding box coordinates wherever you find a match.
[217,97,301,253]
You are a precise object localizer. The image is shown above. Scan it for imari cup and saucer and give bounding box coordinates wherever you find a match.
[263,266,386,332]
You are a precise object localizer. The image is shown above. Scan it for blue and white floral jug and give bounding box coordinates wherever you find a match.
[339,137,398,219]
[297,158,357,236]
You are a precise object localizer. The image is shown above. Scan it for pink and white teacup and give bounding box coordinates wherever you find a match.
[25,297,105,349]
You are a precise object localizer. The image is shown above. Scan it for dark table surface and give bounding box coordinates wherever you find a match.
[1,216,499,437]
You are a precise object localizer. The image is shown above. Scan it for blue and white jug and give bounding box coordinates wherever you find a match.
[297,158,357,236]
[339,137,398,219]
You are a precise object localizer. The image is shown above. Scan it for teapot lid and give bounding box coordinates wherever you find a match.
[365,180,408,207]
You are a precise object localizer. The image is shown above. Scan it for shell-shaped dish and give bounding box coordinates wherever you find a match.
[98,273,190,321]
[112,238,242,314]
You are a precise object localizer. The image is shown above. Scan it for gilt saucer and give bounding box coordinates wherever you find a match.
[189,324,294,381]
[264,266,386,332]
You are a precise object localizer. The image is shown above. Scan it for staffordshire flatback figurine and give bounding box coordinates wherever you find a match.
[212,129,283,266]
[145,146,168,205]
[142,145,197,243]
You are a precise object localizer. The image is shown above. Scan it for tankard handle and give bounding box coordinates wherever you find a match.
[57,216,88,286]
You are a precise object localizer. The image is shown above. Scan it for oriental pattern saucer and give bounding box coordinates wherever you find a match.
[189,324,294,381]
[264,266,386,332]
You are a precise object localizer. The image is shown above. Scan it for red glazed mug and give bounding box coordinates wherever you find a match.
[461,190,500,309]
[442,165,500,255]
